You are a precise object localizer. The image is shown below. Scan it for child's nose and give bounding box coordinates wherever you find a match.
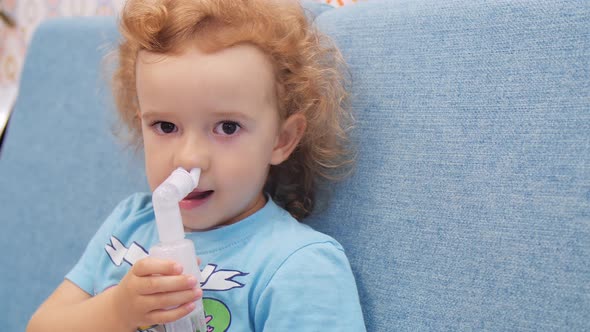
[174,136,210,171]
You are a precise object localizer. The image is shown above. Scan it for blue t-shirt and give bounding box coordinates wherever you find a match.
[66,193,366,331]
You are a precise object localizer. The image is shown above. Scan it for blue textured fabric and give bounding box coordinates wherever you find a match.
[66,193,364,331]
[0,1,589,331]
[306,1,590,330]
[0,18,148,331]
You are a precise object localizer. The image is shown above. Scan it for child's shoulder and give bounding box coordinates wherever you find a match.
[248,200,354,292]
[98,192,155,236]
[264,199,345,253]
[109,192,154,221]
[119,192,153,210]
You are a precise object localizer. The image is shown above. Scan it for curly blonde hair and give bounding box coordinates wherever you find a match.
[113,0,354,220]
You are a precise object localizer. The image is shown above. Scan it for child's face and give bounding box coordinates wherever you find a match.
[136,44,285,231]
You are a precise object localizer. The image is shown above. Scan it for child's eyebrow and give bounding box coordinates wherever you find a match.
[140,109,255,123]
[140,111,168,121]
[210,110,254,122]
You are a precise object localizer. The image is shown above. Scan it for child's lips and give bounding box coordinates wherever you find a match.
[185,190,214,200]
[179,190,214,210]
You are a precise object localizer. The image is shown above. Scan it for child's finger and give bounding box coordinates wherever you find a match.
[148,287,202,310]
[138,274,199,295]
[145,301,198,326]
[133,257,182,277]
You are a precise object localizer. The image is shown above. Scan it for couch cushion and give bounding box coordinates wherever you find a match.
[0,17,147,330]
[306,0,589,330]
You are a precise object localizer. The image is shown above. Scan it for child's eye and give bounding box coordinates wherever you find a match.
[214,121,241,136]
[152,121,177,134]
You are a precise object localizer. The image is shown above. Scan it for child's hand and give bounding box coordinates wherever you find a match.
[111,257,202,329]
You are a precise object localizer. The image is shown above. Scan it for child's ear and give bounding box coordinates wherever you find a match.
[270,113,307,165]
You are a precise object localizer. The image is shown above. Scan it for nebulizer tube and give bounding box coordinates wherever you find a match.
[149,167,208,332]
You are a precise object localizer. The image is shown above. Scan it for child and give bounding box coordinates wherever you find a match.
[27,0,365,331]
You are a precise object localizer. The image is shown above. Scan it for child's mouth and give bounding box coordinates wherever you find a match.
[179,190,214,210]
[185,190,214,200]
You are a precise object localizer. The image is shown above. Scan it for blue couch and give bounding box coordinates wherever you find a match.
[1,1,588,330]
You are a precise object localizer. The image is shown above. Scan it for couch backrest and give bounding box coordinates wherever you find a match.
[305,1,590,330]
[0,17,148,331]
[1,1,588,331]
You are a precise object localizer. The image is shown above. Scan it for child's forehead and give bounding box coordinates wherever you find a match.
[137,43,274,76]
[136,44,277,109]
